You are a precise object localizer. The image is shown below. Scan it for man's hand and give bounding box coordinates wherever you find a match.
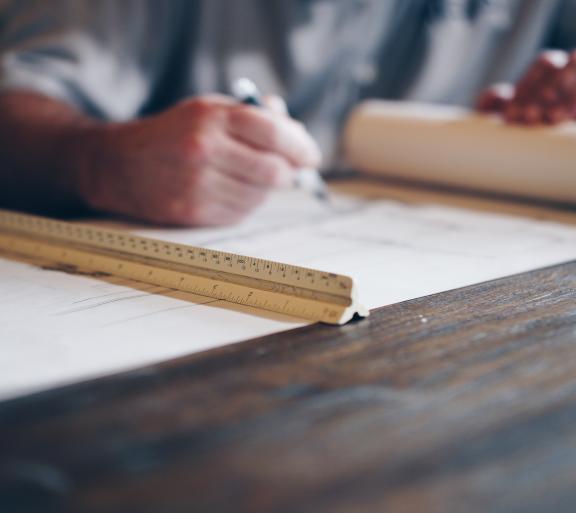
[79,95,321,225]
[477,50,576,125]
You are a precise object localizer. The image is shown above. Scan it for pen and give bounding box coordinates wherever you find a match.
[231,77,329,202]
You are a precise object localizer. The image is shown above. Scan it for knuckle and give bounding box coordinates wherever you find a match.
[183,134,213,164]
[181,97,226,130]
[184,97,213,119]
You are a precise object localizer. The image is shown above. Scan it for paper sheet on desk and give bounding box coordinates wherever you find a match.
[1,187,576,400]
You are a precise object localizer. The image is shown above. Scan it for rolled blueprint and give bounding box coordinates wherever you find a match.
[344,101,576,203]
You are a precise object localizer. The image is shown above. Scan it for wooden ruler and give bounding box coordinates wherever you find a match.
[0,209,367,324]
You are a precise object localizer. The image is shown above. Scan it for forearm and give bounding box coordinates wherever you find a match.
[0,92,98,215]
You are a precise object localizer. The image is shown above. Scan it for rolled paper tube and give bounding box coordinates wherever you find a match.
[344,101,576,204]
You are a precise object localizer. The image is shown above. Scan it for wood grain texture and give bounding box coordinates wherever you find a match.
[0,261,575,513]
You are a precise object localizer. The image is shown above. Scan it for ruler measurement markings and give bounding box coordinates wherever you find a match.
[5,229,350,305]
[0,233,351,322]
[0,209,364,324]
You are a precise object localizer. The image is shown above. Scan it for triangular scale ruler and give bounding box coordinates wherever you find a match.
[0,209,368,324]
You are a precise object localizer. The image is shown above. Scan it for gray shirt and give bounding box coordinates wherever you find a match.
[1,0,575,162]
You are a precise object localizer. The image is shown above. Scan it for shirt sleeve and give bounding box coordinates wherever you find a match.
[548,0,576,50]
[0,0,165,120]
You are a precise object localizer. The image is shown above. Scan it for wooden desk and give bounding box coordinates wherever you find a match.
[1,260,575,513]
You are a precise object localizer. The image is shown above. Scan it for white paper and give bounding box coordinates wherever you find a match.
[1,184,575,400]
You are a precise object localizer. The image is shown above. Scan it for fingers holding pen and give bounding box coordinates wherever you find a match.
[226,104,322,169]
[84,92,324,226]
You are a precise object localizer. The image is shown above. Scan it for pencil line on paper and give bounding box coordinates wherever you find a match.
[71,285,160,304]
[102,300,221,327]
[52,288,172,316]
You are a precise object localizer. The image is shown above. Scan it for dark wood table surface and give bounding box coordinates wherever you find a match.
[1,261,575,513]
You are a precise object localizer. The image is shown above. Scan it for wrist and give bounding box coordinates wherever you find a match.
[0,93,111,215]
[63,121,114,212]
